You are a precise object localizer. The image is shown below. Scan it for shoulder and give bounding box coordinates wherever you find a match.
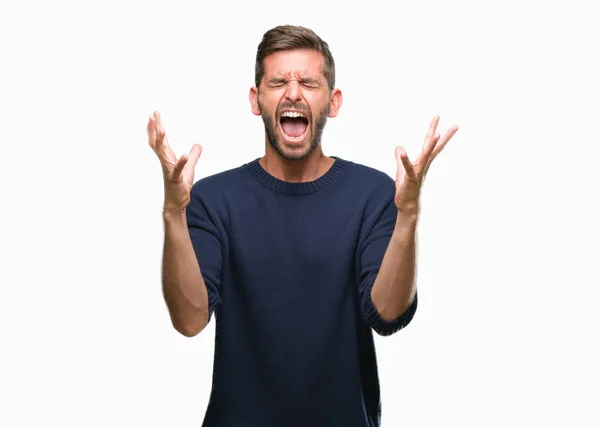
[342,160,398,240]
[187,160,256,226]
[342,158,396,203]
[190,159,255,201]
[348,160,395,185]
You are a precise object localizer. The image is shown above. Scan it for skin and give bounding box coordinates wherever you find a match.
[147,111,209,337]
[249,48,342,183]
[372,116,459,320]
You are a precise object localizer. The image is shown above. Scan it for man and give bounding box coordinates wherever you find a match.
[147,25,458,427]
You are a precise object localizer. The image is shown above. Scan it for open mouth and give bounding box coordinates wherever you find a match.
[279,110,309,142]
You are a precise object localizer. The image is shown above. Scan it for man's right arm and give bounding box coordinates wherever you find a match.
[162,208,209,337]
[147,110,209,338]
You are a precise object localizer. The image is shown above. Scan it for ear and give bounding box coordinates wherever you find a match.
[328,88,343,118]
[249,87,261,116]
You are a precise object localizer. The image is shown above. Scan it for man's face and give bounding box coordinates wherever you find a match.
[250,49,341,161]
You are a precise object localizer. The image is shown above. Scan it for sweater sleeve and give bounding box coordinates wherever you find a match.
[185,187,223,325]
[357,197,418,337]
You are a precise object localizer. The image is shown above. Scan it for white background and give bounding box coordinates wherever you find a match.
[1,0,599,425]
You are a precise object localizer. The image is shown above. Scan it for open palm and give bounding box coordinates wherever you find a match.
[394,115,458,211]
[147,111,202,210]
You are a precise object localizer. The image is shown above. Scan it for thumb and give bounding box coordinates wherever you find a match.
[188,144,203,169]
[182,144,203,185]
[395,146,406,169]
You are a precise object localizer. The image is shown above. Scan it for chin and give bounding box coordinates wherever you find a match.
[271,135,317,161]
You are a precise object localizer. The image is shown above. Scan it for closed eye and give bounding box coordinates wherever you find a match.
[300,79,321,89]
[268,79,287,88]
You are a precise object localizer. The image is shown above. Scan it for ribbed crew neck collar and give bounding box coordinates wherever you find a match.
[246,156,350,196]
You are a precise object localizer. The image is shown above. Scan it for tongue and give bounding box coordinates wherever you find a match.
[281,118,307,138]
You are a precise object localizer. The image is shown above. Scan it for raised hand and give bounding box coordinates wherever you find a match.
[394,115,458,213]
[147,111,203,212]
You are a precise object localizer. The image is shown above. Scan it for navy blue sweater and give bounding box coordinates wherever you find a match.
[186,156,418,427]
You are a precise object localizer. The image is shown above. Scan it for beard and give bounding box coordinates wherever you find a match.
[259,100,329,161]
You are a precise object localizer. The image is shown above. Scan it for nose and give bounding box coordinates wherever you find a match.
[284,80,302,104]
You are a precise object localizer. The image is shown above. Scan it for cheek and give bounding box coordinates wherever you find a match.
[305,91,329,106]
[257,99,272,116]
[263,96,283,114]
[307,97,329,117]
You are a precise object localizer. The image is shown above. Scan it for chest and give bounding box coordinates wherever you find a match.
[225,195,361,282]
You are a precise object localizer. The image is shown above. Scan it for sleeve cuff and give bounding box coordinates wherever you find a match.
[363,289,418,337]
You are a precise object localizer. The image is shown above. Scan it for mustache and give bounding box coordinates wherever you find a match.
[276,103,311,117]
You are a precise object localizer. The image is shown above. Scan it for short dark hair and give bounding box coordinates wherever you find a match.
[254,25,336,92]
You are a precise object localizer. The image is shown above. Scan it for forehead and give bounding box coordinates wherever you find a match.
[263,48,325,78]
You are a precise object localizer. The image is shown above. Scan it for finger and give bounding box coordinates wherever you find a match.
[415,131,439,174]
[187,144,203,169]
[152,111,165,141]
[151,112,180,168]
[424,125,459,175]
[423,115,440,150]
[155,116,169,151]
[183,144,203,183]
[394,145,404,169]
[395,146,417,180]
[172,154,188,180]
[401,152,417,180]
[429,125,459,163]
[147,115,157,149]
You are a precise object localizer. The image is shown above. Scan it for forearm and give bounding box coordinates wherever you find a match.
[371,209,418,321]
[162,209,209,336]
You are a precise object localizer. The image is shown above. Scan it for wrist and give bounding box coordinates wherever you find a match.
[163,205,187,221]
[396,201,419,219]
[395,207,419,227]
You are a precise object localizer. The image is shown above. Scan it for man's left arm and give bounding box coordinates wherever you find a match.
[371,115,459,324]
[371,209,419,321]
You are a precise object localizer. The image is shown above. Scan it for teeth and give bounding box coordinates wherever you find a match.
[281,111,306,119]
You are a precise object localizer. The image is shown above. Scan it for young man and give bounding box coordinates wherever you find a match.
[148,25,458,427]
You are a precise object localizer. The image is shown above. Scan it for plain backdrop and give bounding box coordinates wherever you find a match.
[1,0,599,426]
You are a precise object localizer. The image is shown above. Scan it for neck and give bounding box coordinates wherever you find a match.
[259,144,334,183]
